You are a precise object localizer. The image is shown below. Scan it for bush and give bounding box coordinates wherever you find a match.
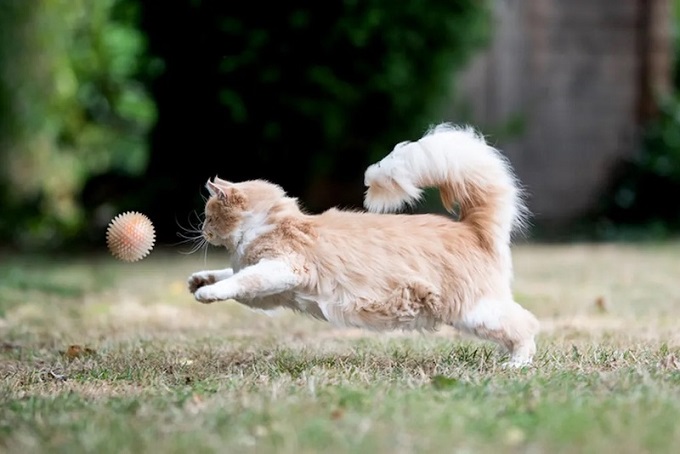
[0,0,492,247]
[593,95,680,239]
[135,0,492,243]
[0,0,156,249]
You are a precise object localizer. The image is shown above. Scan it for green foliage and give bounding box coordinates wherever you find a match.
[0,0,156,248]
[590,95,680,237]
[214,0,491,165]
[1,0,491,247]
[137,0,492,240]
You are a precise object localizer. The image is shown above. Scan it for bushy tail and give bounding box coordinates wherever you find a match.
[363,123,528,250]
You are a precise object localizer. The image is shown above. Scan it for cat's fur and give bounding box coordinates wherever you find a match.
[188,123,539,367]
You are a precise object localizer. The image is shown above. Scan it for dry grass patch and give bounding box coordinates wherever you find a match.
[2,242,680,453]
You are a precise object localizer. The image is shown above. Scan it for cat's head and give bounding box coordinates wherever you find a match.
[201,177,297,251]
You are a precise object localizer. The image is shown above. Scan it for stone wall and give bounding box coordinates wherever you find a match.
[453,0,672,226]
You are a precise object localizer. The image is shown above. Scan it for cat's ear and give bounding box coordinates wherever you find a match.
[213,176,233,186]
[206,180,228,200]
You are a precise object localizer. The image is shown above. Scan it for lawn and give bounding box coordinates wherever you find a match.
[1,242,680,453]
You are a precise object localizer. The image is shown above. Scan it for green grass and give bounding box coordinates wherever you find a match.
[2,243,680,453]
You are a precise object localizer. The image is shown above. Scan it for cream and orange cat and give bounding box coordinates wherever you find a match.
[187,123,539,367]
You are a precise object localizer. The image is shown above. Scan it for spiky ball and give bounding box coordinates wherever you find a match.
[106,211,156,262]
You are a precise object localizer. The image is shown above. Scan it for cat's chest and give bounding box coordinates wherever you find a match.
[229,255,245,272]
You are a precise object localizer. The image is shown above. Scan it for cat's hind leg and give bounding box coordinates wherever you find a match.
[188,268,234,293]
[452,298,539,368]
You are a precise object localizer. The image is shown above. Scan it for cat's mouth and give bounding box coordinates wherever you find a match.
[203,231,216,243]
[203,231,231,249]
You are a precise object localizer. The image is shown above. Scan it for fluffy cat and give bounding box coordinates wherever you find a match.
[187,123,539,367]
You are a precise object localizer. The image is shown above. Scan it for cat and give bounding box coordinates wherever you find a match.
[187,123,540,367]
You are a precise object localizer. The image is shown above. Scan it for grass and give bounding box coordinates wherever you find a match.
[2,242,680,453]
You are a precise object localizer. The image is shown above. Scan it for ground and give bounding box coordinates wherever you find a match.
[1,242,680,453]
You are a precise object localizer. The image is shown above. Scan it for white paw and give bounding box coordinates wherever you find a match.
[188,272,216,294]
[502,356,533,369]
[194,286,221,304]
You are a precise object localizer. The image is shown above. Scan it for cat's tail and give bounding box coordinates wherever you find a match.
[363,123,528,250]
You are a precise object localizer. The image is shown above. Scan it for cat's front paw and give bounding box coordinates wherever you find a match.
[188,272,217,294]
[194,286,222,304]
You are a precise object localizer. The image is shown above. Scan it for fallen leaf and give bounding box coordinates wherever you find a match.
[176,358,194,366]
[63,345,97,360]
[1,342,21,352]
[594,296,608,313]
[38,369,67,382]
[49,370,67,381]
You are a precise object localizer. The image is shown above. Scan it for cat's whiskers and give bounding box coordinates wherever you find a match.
[175,211,208,255]
[202,239,209,266]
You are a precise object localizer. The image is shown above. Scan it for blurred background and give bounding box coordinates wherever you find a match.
[0,0,678,252]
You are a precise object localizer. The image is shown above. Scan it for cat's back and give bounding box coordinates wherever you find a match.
[299,208,485,293]
[312,207,472,246]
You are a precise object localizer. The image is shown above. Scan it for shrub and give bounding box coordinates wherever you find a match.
[135,0,491,242]
[0,0,156,248]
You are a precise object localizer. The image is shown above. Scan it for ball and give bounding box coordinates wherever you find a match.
[106,211,156,262]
